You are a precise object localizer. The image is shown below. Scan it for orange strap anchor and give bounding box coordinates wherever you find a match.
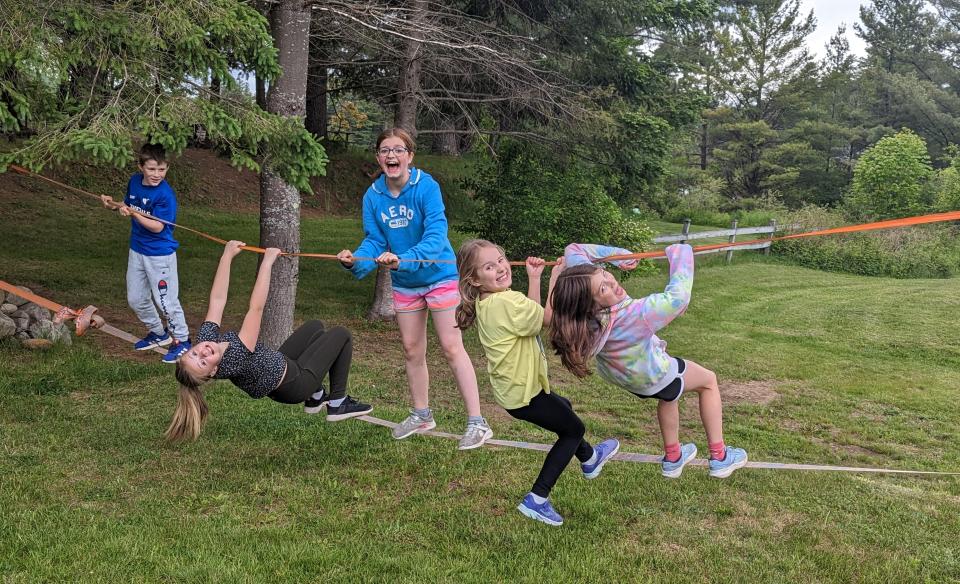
[0,280,103,336]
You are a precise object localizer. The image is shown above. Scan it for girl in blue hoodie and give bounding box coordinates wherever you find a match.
[337,128,492,450]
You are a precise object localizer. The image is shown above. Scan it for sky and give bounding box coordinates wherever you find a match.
[802,0,868,59]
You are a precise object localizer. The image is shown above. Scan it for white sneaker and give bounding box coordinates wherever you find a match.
[458,422,493,450]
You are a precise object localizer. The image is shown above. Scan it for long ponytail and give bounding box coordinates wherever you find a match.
[166,363,210,442]
[549,264,603,378]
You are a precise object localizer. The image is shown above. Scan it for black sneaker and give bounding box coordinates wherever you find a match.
[326,396,373,422]
[303,390,328,415]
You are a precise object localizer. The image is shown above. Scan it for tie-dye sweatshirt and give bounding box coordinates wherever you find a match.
[563,243,694,396]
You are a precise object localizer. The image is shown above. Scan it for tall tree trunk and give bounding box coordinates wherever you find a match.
[699,121,708,170]
[305,19,328,140]
[432,114,459,155]
[394,0,426,136]
[259,0,310,348]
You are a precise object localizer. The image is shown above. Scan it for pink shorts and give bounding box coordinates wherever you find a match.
[392,279,460,313]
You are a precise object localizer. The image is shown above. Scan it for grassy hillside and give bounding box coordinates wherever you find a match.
[1,162,959,582]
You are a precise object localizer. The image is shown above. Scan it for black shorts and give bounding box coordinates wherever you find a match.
[632,358,685,402]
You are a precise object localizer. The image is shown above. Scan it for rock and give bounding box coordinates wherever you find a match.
[56,323,72,346]
[15,331,29,340]
[13,316,29,332]
[22,303,52,323]
[0,304,16,315]
[6,286,33,307]
[0,313,14,338]
[21,338,54,350]
[30,319,58,341]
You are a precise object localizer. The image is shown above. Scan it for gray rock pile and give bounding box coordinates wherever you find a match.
[0,287,72,347]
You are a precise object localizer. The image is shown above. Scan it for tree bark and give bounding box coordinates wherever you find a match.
[394,0,427,136]
[367,267,396,322]
[305,19,329,140]
[259,0,311,348]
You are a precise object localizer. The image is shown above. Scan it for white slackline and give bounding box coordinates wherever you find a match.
[358,415,960,477]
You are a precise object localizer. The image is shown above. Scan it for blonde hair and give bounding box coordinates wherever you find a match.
[548,264,603,378]
[455,238,505,330]
[166,363,210,442]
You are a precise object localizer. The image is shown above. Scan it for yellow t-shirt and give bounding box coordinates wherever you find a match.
[475,290,550,410]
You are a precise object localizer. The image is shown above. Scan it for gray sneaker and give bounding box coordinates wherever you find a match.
[392,411,437,439]
[457,421,493,450]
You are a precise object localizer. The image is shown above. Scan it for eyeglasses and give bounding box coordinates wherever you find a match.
[376,146,411,157]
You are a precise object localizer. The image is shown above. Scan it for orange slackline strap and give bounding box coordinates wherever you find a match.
[597,210,960,263]
[0,279,105,336]
[10,164,960,265]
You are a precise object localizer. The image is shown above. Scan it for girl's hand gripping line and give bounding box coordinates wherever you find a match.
[525,257,545,305]
[543,256,565,327]
[204,240,247,326]
[238,247,282,350]
[375,251,400,269]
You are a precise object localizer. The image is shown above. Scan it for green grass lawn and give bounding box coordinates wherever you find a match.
[2,185,960,582]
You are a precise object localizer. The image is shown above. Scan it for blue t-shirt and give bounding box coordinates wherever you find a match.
[349,168,459,289]
[125,174,179,256]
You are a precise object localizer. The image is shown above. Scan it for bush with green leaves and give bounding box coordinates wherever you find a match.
[933,148,960,212]
[464,140,653,263]
[773,205,960,278]
[847,130,934,220]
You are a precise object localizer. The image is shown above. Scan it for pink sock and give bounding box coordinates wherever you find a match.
[664,443,682,463]
[709,441,727,461]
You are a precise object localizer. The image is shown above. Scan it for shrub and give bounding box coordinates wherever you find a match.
[465,140,654,261]
[847,130,934,220]
[773,205,960,278]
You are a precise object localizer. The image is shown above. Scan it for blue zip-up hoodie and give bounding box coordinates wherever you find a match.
[349,168,459,289]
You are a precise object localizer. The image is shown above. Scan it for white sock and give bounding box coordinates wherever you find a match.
[584,448,598,466]
[311,390,325,400]
[529,493,547,505]
[328,397,346,407]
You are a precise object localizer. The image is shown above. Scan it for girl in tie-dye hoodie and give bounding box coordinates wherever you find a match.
[547,243,747,479]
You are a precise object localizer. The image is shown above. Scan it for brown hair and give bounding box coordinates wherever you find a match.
[548,264,603,378]
[138,143,168,166]
[375,127,416,152]
[455,238,505,330]
[165,363,210,442]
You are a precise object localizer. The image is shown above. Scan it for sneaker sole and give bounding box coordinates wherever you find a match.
[661,445,698,479]
[709,454,748,478]
[304,404,327,415]
[326,406,373,422]
[517,504,562,526]
[457,427,493,451]
[392,419,437,439]
[584,442,621,479]
[136,338,172,351]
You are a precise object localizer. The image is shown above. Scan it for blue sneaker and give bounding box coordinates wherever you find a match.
[661,443,698,478]
[708,446,748,478]
[134,330,171,351]
[581,438,620,479]
[517,494,563,526]
[162,339,191,364]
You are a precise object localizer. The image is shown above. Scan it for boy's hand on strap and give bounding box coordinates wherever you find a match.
[525,256,545,279]
[100,195,121,210]
[375,251,400,269]
[337,249,355,268]
[223,240,246,259]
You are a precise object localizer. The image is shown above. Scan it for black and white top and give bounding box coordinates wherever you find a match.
[196,321,287,399]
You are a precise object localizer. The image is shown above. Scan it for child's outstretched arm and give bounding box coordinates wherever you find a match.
[238,248,282,350]
[204,240,245,326]
[543,256,565,328]
[564,243,640,271]
[637,243,694,332]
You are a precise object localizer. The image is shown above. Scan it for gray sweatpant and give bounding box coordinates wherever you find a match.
[127,250,189,341]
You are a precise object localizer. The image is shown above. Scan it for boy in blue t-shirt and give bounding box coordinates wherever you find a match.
[101,144,191,363]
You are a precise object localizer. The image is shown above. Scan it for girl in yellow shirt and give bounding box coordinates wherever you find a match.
[455,239,619,526]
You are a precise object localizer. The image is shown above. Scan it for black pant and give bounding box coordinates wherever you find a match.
[270,320,352,404]
[507,391,594,498]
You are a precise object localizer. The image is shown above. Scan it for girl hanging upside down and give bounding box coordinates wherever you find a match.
[167,240,372,441]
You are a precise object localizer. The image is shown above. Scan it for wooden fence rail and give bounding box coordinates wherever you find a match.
[653,219,779,263]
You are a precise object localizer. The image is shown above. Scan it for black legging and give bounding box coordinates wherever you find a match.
[270,320,352,404]
[506,391,594,498]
